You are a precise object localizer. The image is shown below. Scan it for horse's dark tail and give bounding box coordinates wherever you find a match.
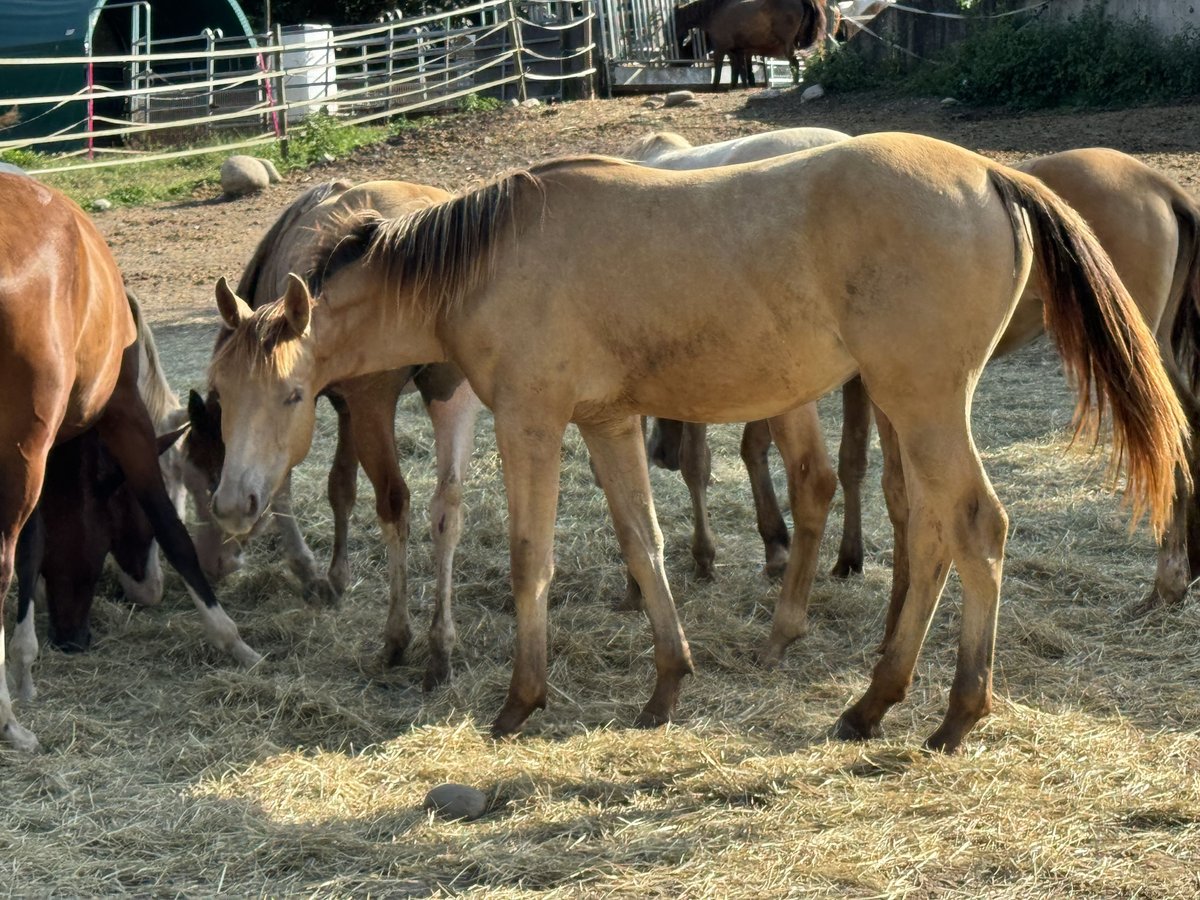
[796,0,828,50]
[988,165,1190,538]
[236,180,351,306]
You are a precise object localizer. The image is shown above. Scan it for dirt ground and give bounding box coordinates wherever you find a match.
[6,91,1200,897]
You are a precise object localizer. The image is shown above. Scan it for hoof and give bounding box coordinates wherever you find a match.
[634,705,671,729]
[422,656,453,692]
[303,576,341,607]
[831,710,882,743]
[15,679,36,704]
[763,550,789,580]
[380,643,407,670]
[694,560,717,582]
[616,580,645,613]
[327,562,350,599]
[923,728,965,755]
[491,701,537,739]
[2,720,41,753]
[830,555,864,579]
[231,641,264,669]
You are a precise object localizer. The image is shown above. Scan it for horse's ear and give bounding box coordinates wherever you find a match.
[282,273,312,337]
[156,423,190,456]
[188,389,209,428]
[215,276,252,329]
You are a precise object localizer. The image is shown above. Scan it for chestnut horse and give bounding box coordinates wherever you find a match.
[675,0,826,88]
[640,131,1200,622]
[205,135,1186,753]
[10,289,191,706]
[0,173,258,751]
[184,180,480,688]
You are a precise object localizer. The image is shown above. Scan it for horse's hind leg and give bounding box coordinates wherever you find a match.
[679,423,717,580]
[99,348,260,668]
[876,404,910,651]
[324,392,359,600]
[12,509,45,703]
[760,404,837,667]
[421,373,480,690]
[834,404,1007,753]
[741,419,790,577]
[579,415,695,728]
[832,376,872,578]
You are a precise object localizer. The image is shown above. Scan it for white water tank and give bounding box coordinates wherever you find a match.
[281,24,338,122]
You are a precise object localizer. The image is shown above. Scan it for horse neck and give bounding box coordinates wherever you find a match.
[677,0,728,28]
[310,271,449,388]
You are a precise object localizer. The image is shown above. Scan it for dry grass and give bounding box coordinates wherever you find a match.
[3,325,1198,896]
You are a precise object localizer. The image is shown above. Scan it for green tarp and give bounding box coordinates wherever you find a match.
[0,0,254,148]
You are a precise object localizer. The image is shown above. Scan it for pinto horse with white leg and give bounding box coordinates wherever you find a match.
[205,135,1186,752]
[0,173,259,751]
[184,180,481,688]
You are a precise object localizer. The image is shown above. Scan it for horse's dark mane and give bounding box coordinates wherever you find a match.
[310,156,627,320]
[237,180,350,306]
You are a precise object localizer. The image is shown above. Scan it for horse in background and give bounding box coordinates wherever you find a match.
[675,0,826,89]
[205,136,1186,753]
[183,180,480,689]
[0,173,259,751]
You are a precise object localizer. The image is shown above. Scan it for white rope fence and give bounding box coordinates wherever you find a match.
[0,0,596,175]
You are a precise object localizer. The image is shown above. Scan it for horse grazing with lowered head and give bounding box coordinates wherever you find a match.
[636,130,1200,627]
[0,173,259,751]
[183,179,480,689]
[8,290,190,704]
[675,0,826,88]
[205,134,1186,753]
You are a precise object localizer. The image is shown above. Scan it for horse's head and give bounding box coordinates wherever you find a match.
[179,388,246,579]
[674,2,703,58]
[620,131,693,163]
[208,273,319,537]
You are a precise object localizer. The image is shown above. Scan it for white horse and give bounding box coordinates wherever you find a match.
[621,127,851,169]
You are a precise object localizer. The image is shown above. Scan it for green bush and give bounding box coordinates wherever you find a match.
[810,7,1200,109]
[0,147,42,170]
[286,108,373,165]
[459,92,503,113]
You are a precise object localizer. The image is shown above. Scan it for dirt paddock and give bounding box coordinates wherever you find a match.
[5,92,1200,896]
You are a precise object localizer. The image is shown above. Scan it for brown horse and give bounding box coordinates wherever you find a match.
[675,0,826,88]
[9,289,190,705]
[183,180,480,688]
[0,173,259,751]
[205,136,1186,753]
[640,133,1200,622]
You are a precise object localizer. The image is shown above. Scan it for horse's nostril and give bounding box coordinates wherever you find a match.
[246,492,259,518]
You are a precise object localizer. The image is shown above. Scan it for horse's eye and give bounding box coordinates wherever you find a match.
[284,388,303,406]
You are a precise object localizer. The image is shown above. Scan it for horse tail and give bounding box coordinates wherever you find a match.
[1168,194,1200,395]
[236,180,351,306]
[797,0,827,50]
[988,166,1189,537]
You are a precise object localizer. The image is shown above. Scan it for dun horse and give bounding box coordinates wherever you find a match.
[637,131,1200,622]
[184,180,480,688]
[675,0,826,88]
[0,173,258,751]
[206,135,1186,753]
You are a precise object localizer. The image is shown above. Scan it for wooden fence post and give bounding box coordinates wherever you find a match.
[506,0,528,101]
[273,23,290,159]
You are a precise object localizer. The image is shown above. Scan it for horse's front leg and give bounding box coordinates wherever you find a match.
[490,407,569,738]
[760,404,837,666]
[832,376,872,577]
[421,372,481,690]
[99,349,260,669]
[580,415,695,728]
[324,391,358,600]
[787,51,800,85]
[269,474,334,605]
[712,50,726,89]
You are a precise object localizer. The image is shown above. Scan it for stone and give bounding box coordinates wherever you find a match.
[256,157,283,183]
[220,155,272,197]
[91,198,112,211]
[801,84,825,102]
[643,96,666,109]
[663,90,696,108]
[748,88,784,103]
[940,96,960,107]
[678,98,704,108]
[520,97,542,108]
[424,783,488,821]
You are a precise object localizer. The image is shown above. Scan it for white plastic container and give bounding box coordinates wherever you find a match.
[281,24,338,122]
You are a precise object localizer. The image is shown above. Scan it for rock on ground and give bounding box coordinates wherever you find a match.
[220,155,280,198]
[424,783,489,821]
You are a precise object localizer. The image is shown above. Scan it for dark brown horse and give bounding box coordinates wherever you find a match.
[9,291,189,705]
[0,173,258,751]
[675,0,826,88]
